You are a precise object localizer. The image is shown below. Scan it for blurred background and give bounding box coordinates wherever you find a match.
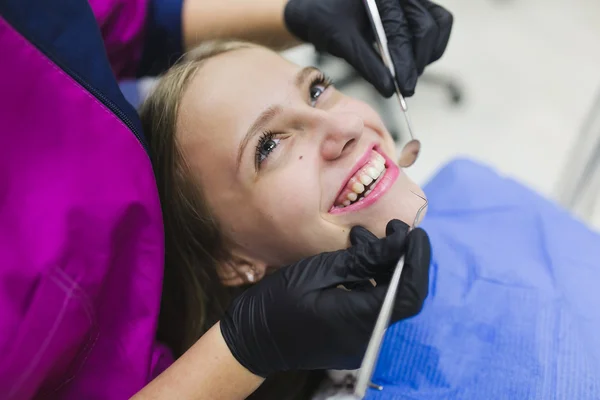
[124,0,600,231]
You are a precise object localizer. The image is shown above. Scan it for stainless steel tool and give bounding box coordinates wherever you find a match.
[352,193,428,398]
[363,0,420,167]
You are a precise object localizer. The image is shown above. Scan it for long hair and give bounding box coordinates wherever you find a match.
[139,40,324,399]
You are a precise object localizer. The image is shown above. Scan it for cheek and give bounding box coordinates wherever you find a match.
[256,166,320,224]
[231,165,324,263]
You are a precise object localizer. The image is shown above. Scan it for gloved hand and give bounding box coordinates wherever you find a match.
[284,0,453,97]
[220,220,431,377]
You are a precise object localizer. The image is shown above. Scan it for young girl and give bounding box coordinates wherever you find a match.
[141,40,600,399]
[140,40,429,398]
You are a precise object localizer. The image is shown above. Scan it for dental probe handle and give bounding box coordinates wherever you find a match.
[362,0,408,113]
[363,0,396,78]
[353,254,406,398]
[352,198,428,398]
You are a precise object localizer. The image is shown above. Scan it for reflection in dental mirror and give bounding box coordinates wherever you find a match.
[397,139,421,168]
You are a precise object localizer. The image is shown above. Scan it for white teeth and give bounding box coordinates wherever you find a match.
[372,160,385,172]
[359,174,373,186]
[352,182,365,193]
[336,152,388,208]
[366,167,380,180]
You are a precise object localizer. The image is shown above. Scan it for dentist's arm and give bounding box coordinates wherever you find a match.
[132,323,264,400]
[182,0,298,51]
[88,0,453,93]
[134,221,431,399]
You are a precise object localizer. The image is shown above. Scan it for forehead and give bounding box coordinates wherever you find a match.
[178,47,300,148]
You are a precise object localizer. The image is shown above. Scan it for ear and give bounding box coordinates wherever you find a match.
[217,253,268,287]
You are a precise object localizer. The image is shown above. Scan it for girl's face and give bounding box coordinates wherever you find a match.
[178,47,425,282]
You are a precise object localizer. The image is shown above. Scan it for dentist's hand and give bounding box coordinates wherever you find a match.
[284,0,453,97]
[220,220,431,377]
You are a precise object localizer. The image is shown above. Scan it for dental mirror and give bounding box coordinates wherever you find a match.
[396,130,421,168]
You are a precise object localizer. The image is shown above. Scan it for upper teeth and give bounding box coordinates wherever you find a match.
[342,158,386,206]
[352,181,365,193]
[333,151,388,209]
[359,174,373,186]
[366,167,381,179]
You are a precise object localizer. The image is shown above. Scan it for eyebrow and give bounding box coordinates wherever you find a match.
[236,66,321,171]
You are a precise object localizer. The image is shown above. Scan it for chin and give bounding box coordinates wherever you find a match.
[371,184,427,236]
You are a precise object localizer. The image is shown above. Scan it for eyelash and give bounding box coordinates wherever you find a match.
[309,73,333,105]
[255,130,277,168]
[254,73,334,169]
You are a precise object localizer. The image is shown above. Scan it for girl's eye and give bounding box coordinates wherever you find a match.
[309,73,333,107]
[255,132,280,167]
[309,85,326,106]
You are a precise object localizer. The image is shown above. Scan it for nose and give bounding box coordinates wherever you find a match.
[318,112,364,161]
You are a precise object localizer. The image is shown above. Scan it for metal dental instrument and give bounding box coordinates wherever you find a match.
[334,6,427,398]
[363,0,421,167]
[352,192,429,399]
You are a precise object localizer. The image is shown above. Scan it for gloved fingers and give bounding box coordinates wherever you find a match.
[319,231,430,328]
[419,0,454,63]
[328,31,396,97]
[350,225,379,246]
[344,219,410,281]
[318,284,389,327]
[391,227,431,320]
[402,228,431,284]
[303,220,412,288]
[306,287,387,370]
[295,249,378,290]
[343,280,376,291]
[312,225,379,288]
[375,0,418,96]
[385,218,411,236]
[401,0,439,76]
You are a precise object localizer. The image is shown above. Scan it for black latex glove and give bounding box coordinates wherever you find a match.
[284,0,453,97]
[220,220,431,377]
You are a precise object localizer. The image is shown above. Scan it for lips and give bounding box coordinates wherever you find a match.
[332,150,386,207]
[329,146,399,214]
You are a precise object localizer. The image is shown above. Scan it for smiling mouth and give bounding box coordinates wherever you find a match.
[329,147,398,213]
[333,150,386,208]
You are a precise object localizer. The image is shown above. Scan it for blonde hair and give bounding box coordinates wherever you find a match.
[140,40,253,355]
